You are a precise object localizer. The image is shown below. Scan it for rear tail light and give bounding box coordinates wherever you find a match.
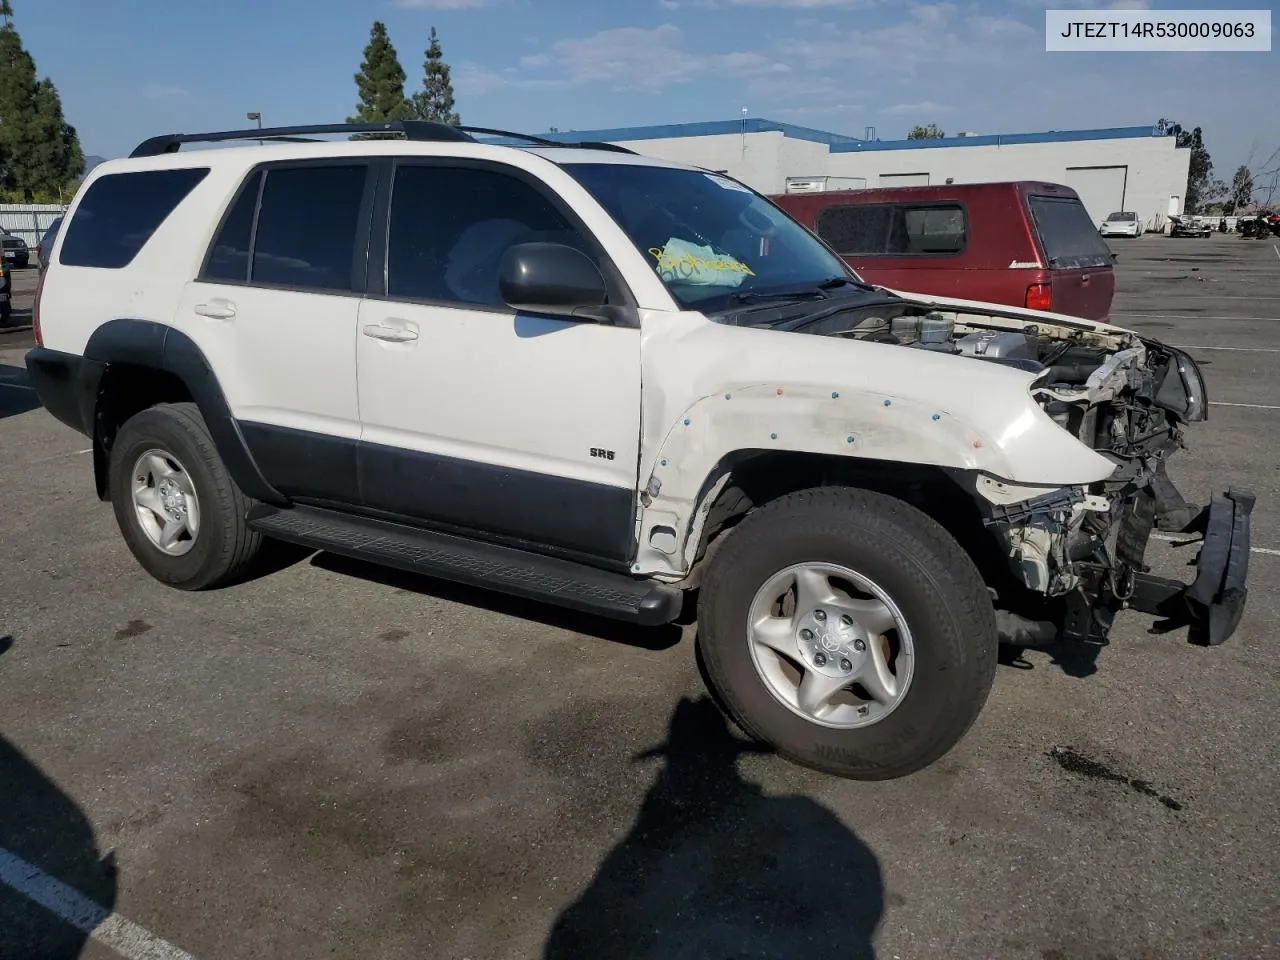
[32,265,47,346]
[1024,282,1052,312]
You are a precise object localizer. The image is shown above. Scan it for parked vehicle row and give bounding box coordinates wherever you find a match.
[1,227,30,269]
[25,120,1253,782]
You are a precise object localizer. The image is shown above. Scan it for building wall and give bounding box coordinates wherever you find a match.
[602,126,1190,232]
[825,138,1191,229]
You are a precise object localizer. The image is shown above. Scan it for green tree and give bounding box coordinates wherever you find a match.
[348,21,413,132]
[1157,118,1214,213]
[0,1,84,201]
[411,26,460,125]
[1230,164,1254,210]
[906,123,945,140]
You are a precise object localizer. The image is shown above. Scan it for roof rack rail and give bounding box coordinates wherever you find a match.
[458,126,637,155]
[129,121,476,158]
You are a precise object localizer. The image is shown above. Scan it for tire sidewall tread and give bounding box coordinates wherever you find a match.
[699,486,997,780]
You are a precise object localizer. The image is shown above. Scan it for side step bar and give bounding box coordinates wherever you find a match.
[246,504,684,626]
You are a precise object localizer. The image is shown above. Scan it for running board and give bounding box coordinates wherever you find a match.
[246,504,683,626]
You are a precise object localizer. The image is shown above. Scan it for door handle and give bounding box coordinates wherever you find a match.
[362,322,419,343]
[194,300,236,320]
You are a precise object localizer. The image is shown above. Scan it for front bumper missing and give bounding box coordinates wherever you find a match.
[1129,487,1255,645]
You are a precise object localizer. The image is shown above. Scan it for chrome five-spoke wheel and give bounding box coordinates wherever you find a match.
[748,562,914,729]
[131,448,200,556]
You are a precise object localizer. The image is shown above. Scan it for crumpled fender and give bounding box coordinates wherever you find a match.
[633,312,1116,578]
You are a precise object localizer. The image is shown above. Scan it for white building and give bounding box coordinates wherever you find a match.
[530,119,1192,229]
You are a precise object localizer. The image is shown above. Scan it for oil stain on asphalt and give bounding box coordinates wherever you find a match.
[1049,746,1184,811]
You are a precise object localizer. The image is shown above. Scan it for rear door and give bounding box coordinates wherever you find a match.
[177,160,374,504]
[1025,194,1116,321]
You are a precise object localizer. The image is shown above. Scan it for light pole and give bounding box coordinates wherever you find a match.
[247,112,262,145]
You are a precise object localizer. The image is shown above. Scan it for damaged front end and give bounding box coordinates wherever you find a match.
[975,334,1254,647]
[800,295,1255,647]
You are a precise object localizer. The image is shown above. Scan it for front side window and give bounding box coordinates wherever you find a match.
[564,162,853,312]
[60,168,210,269]
[250,165,368,291]
[387,164,592,306]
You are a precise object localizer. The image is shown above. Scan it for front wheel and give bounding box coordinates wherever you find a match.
[698,487,998,780]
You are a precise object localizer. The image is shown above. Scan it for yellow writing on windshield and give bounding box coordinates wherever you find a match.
[648,246,756,281]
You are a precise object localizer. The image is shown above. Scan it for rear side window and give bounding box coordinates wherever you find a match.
[816,202,966,256]
[203,171,262,282]
[251,165,368,291]
[59,168,210,269]
[1028,196,1113,269]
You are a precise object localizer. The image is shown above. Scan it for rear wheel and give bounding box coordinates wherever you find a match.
[698,487,998,780]
[108,402,263,590]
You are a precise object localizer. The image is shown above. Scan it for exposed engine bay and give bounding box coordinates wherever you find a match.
[789,297,1250,648]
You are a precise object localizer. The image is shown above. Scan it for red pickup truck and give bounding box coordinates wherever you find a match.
[770,181,1117,322]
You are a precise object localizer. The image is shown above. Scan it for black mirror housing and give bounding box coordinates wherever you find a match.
[499,242,608,317]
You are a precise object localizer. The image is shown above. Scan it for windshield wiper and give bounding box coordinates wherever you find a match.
[731,288,829,304]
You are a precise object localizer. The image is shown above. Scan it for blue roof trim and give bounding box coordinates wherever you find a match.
[479,118,865,148]
[479,119,1167,152]
[831,125,1164,153]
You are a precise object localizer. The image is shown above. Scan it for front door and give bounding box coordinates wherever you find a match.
[355,159,642,565]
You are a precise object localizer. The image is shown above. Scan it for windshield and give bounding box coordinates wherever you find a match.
[563,162,858,312]
[1106,211,1136,221]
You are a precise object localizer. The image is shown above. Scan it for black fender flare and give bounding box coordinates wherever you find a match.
[84,318,288,507]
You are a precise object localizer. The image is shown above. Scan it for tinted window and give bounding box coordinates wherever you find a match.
[566,163,852,312]
[252,165,367,291]
[817,202,966,256]
[59,168,209,268]
[203,171,262,283]
[388,165,589,306]
[816,204,892,256]
[1028,196,1114,269]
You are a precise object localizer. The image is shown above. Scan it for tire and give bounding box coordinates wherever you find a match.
[0,301,10,325]
[698,486,998,780]
[108,402,263,590]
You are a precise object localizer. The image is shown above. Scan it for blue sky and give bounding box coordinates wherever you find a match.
[10,0,1278,177]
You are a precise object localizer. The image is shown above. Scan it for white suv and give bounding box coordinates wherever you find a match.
[26,121,1253,779]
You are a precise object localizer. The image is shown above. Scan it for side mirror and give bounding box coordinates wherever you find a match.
[499,242,608,318]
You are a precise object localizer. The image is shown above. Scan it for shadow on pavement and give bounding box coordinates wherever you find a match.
[998,640,1104,678]
[312,551,685,650]
[544,696,883,959]
[0,638,118,959]
[0,363,39,420]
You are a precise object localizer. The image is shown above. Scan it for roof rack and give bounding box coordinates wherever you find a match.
[129,121,637,159]
[129,121,476,158]
[457,126,637,155]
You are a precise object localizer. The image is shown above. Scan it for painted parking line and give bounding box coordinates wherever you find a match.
[0,847,198,960]
[1274,244,1279,261]
[1152,532,1280,558]
[1111,314,1280,321]
[1209,401,1280,410]
[1175,345,1280,353]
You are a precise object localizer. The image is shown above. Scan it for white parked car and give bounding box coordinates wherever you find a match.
[1099,211,1142,237]
[25,121,1254,780]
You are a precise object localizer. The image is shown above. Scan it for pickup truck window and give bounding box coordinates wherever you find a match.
[564,162,852,312]
[816,202,967,257]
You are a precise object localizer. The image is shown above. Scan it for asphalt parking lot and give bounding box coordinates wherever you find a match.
[2,237,1279,960]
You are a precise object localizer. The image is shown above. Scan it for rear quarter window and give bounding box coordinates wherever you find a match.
[1028,195,1113,270]
[59,168,210,269]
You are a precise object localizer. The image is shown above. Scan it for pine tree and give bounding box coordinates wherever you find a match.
[347,21,413,132]
[411,26,460,126]
[0,2,84,201]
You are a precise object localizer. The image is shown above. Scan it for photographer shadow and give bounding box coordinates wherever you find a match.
[545,696,883,960]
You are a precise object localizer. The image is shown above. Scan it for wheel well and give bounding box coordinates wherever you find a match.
[92,364,193,500]
[687,451,1015,594]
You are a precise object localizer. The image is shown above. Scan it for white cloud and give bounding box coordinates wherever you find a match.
[661,0,873,8]
[882,100,954,116]
[393,0,488,9]
[485,24,787,93]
